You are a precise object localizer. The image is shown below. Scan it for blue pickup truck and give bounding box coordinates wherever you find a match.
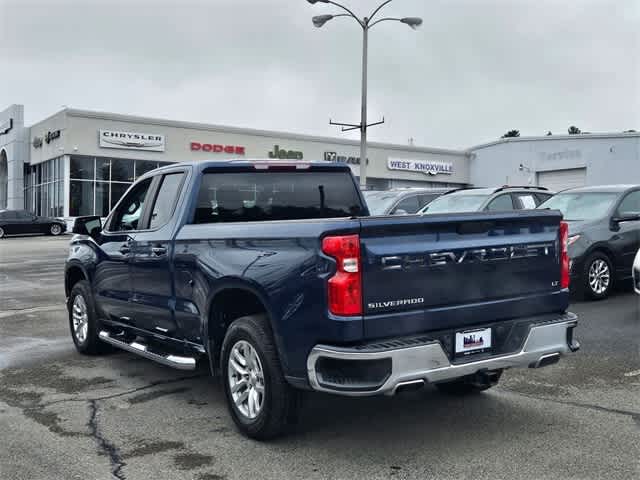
[65,160,579,439]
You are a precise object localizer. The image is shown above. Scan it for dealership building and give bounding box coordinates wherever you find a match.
[0,103,638,219]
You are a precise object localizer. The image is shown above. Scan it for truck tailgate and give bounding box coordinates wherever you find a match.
[359,210,567,339]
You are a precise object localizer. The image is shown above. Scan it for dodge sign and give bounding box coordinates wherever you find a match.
[387,158,453,176]
[99,130,165,152]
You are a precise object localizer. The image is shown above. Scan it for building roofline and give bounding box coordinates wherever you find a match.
[55,107,468,157]
[467,131,640,152]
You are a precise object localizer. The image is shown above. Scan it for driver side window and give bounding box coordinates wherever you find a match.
[108,178,152,232]
[617,191,640,217]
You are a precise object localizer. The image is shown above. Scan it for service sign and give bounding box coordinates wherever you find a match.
[99,130,165,152]
[387,158,453,176]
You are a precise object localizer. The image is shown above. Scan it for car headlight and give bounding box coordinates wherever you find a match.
[567,234,581,246]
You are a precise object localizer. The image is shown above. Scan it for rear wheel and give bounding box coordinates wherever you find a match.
[435,370,502,395]
[582,252,613,300]
[221,314,299,440]
[0,226,5,238]
[49,223,62,236]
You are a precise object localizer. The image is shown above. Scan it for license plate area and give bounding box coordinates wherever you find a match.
[455,327,492,356]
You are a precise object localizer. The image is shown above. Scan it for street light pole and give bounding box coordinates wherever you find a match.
[308,0,422,190]
[360,21,368,187]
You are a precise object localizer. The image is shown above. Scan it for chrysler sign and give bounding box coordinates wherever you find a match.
[99,130,165,152]
[387,158,453,176]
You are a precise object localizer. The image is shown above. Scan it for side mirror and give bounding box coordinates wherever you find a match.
[392,209,408,216]
[73,216,102,238]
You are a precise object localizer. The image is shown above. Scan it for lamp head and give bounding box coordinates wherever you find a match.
[312,14,334,27]
[400,17,423,29]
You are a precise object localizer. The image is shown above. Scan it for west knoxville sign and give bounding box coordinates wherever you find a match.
[387,158,453,176]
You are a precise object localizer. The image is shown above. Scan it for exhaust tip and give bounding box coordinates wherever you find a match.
[531,353,560,369]
[394,379,425,394]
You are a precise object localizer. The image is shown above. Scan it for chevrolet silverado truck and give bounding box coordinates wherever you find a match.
[65,160,579,439]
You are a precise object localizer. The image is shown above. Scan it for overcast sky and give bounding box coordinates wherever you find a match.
[1,0,638,149]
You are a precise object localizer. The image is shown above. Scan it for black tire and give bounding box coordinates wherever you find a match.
[49,223,63,236]
[0,226,5,238]
[435,370,502,395]
[221,314,299,440]
[581,252,613,300]
[68,280,107,355]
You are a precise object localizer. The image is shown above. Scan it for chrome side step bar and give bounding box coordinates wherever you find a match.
[99,331,197,371]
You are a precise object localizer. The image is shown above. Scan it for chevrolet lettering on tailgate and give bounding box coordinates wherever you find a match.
[381,243,554,271]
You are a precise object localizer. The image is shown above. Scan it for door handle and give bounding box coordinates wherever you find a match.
[152,246,167,256]
[119,245,131,254]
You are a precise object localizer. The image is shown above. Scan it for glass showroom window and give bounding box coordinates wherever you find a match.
[24,157,64,217]
[69,156,171,217]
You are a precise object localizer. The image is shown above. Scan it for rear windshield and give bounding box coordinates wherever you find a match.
[421,193,490,214]
[192,171,364,223]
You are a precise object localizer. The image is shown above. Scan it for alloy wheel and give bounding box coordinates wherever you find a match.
[588,259,610,295]
[227,340,265,420]
[72,295,89,343]
[0,226,4,238]
[51,224,62,235]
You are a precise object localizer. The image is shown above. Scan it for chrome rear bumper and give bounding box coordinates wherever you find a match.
[307,313,578,396]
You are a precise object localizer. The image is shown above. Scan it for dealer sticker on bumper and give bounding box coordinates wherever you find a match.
[455,327,492,354]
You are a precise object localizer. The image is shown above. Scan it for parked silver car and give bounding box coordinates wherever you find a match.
[363,188,454,216]
[419,186,553,214]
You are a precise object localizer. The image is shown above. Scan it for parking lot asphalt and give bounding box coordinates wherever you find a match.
[1,235,639,480]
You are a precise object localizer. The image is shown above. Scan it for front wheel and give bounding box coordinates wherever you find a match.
[68,280,107,355]
[221,315,299,440]
[0,226,5,238]
[582,252,613,300]
[49,223,63,236]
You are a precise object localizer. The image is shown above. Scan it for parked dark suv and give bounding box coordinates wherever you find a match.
[419,186,553,214]
[538,185,640,299]
[0,209,66,238]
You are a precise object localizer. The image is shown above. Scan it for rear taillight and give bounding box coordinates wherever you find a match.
[322,234,362,316]
[559,221,570,289]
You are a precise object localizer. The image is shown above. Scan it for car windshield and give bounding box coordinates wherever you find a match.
[362,191,402,215]
[420,193,490,214]
[538,192,619,221]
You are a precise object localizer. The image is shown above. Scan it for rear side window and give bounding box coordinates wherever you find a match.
[515,194,537,209]
[392,195,420,214]
[193,171,364,224]
[535,193,553,204]
[486,194,515,211]
[149,173,185,229]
